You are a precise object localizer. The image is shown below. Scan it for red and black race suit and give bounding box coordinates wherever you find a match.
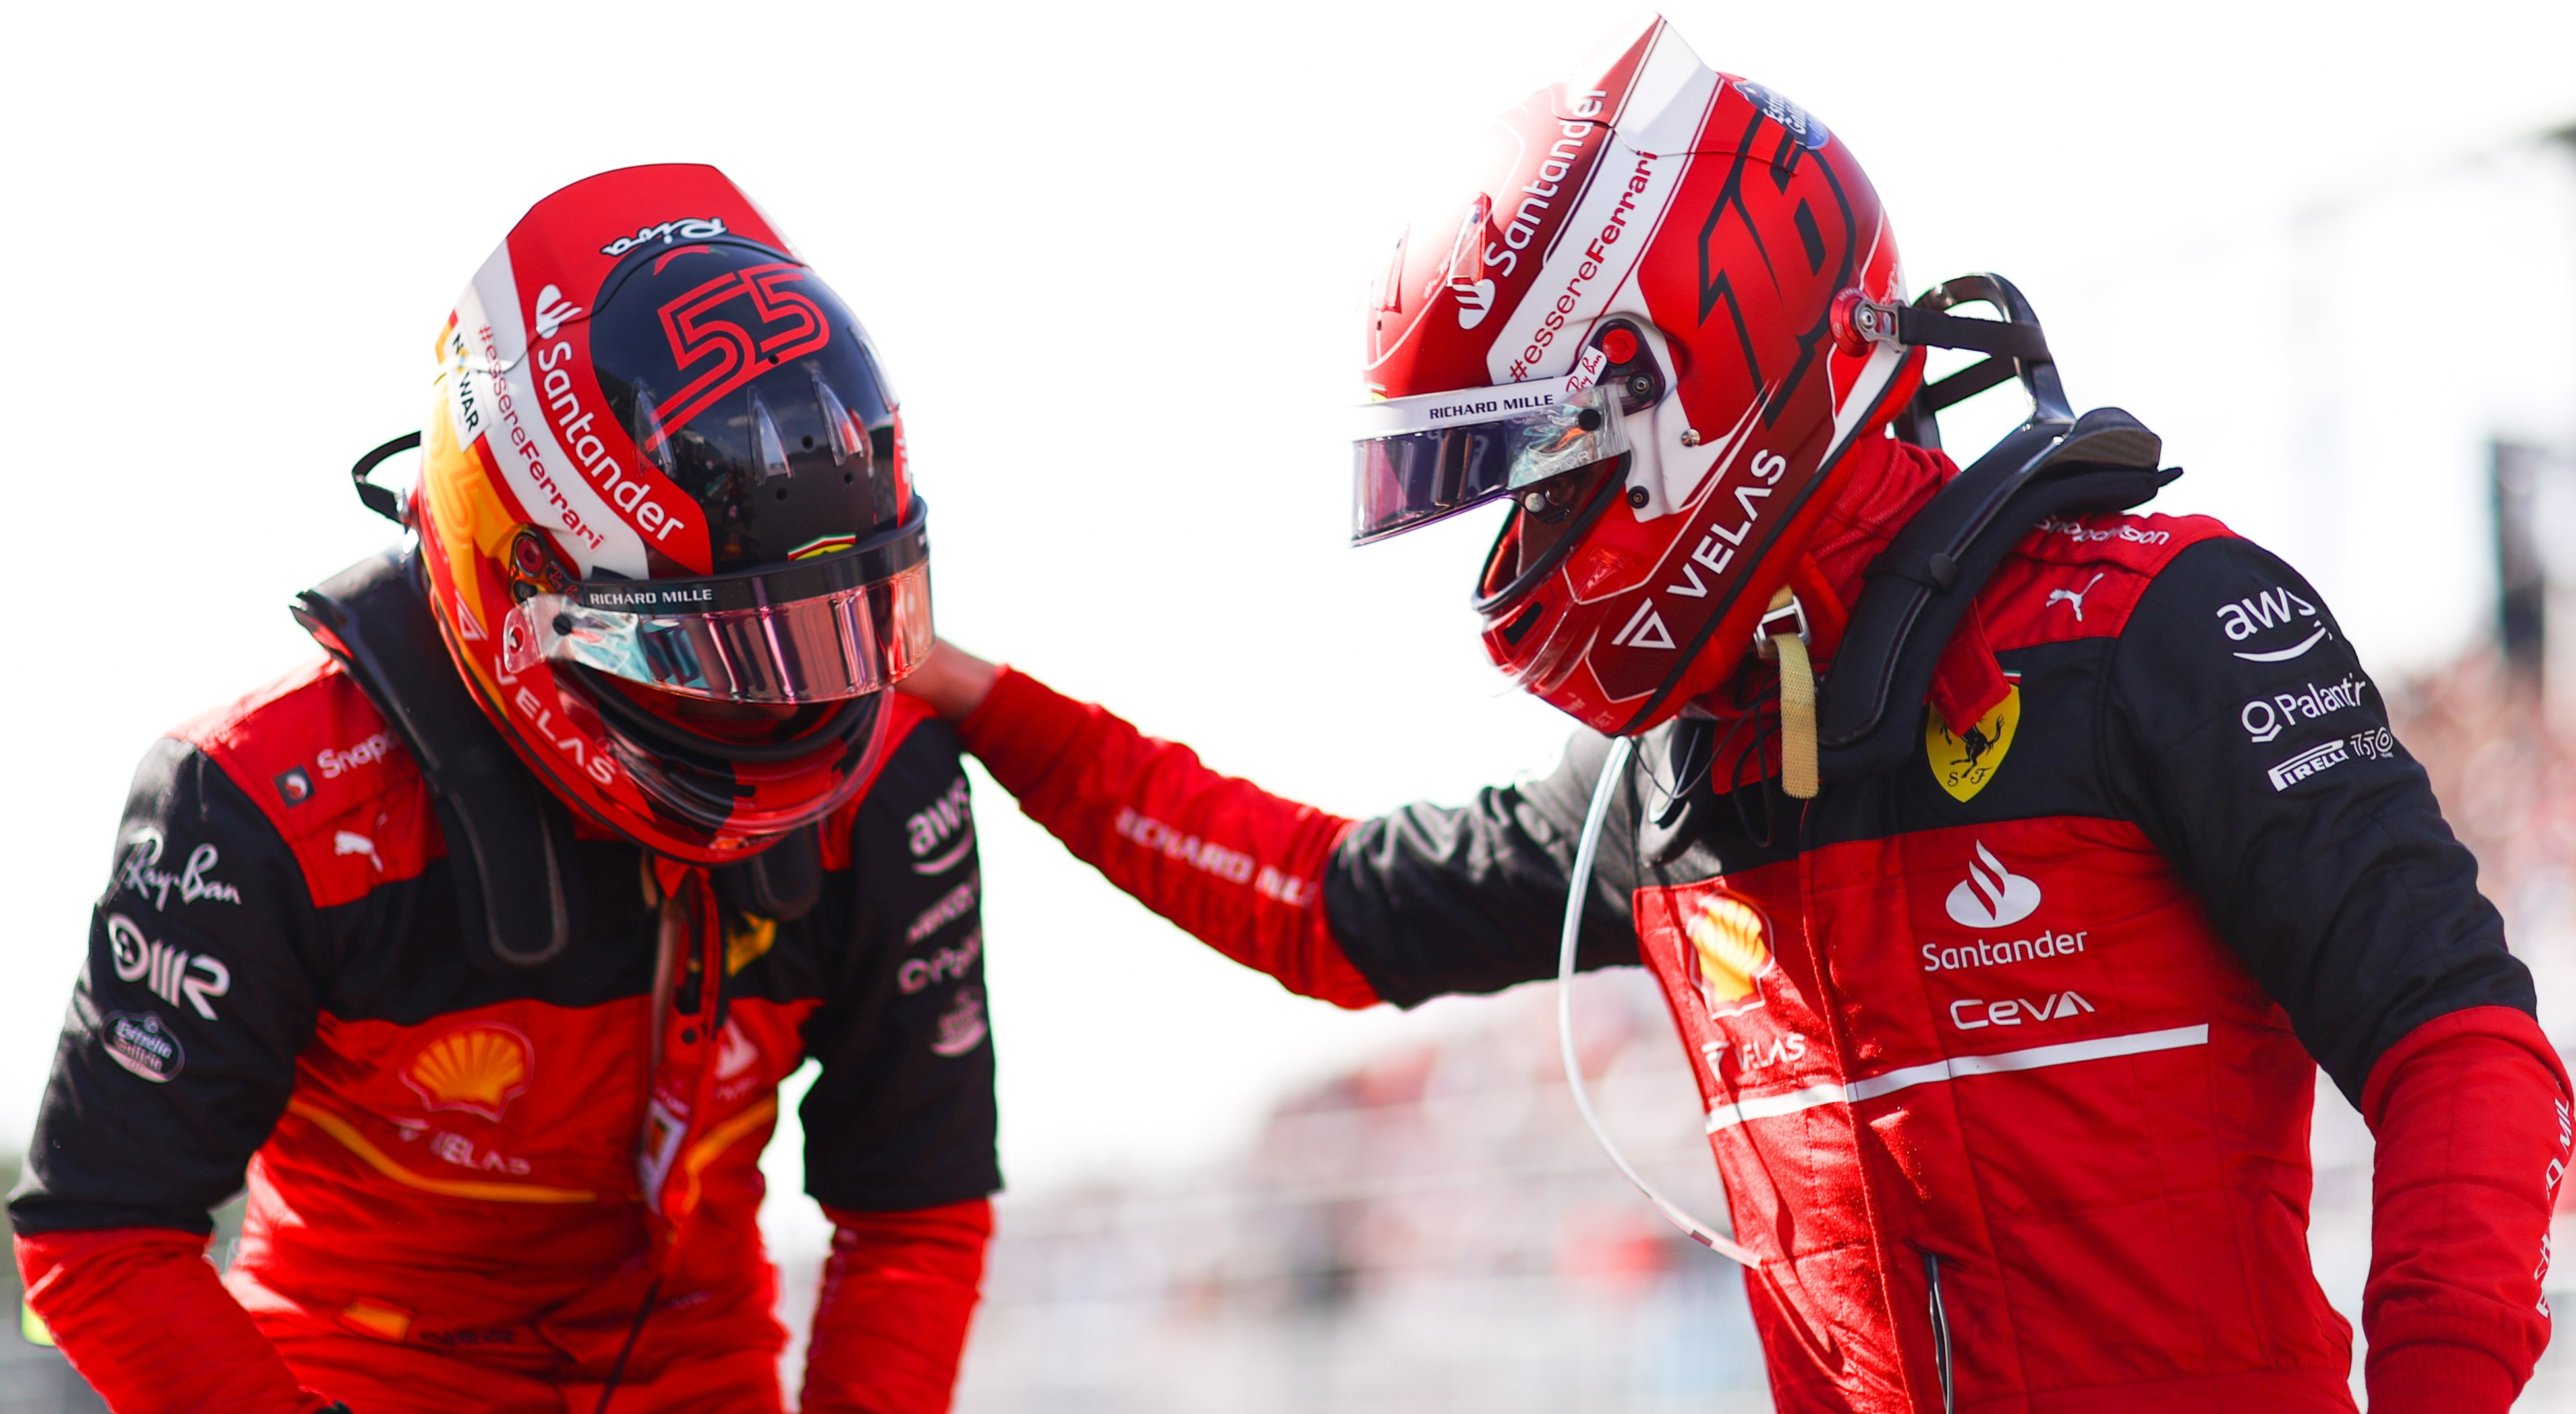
[959,501,2571,1413]
[10,660,998,1411]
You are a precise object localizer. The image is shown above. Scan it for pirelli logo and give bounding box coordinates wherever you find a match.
[2266,739,2349,792]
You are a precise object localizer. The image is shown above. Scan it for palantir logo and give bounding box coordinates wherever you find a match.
[1945,841,2041,930]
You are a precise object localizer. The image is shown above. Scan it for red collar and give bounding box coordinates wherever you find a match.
[1698,435,2011,739]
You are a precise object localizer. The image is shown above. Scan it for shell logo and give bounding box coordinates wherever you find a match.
[1684,895,1772,1020]
[402,1024,533,1121]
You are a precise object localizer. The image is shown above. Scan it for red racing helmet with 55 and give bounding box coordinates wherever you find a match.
[411,165,930,863]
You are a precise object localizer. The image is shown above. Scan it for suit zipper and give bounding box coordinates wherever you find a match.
[1791,685,1954,1411]
[1922,1247,1956,1414]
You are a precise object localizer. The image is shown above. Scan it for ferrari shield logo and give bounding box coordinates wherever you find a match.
[1926,681,2021,803]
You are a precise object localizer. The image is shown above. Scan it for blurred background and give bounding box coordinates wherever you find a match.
[5,0,2576,1407]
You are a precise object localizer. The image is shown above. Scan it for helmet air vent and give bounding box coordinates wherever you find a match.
[630,380,677,476]
[749,389,791,482]
[811,367,867,469]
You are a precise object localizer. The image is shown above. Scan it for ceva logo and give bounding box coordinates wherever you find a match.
[1945,841,2041,930]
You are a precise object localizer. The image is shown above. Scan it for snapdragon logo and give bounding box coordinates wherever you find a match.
[1945,842,2041,930]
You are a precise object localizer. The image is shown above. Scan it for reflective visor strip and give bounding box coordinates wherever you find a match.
[501,502,932,704]
[1703,1024,2211,1134]
[1350,376,1628,544]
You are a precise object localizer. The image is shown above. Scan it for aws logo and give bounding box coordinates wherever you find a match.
[907,777,975,875]
[403,1025,534,1121]
[1683,893,1773,1021]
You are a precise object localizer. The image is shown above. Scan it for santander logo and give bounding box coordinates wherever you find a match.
[531,283,584,339]
[1945,842,2041,930]
[1452,277,1497,329]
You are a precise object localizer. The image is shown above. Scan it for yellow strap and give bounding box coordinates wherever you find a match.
[1766,586,1820,800]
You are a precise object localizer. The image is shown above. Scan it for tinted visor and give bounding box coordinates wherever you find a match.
[1351,380,1626,544]
[502,499,932,704]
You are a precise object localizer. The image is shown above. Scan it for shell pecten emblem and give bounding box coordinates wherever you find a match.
[1684,894,1772,1019]
[402,1024,534,1121]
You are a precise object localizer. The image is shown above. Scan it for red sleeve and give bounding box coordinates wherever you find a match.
[957,667,1381,1009]
[15,1228,339,1413]
[2361,1005,2574,1412]
[799,1199,993,1414]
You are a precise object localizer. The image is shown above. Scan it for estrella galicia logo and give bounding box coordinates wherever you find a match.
[274,766,314,806]
[103,1011,184,1083]
[931,986,990,1058]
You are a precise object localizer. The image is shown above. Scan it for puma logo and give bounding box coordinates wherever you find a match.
[2047,572,2106,623]
[334,831,384,872]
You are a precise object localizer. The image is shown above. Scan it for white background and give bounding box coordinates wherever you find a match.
[4,0,2574,1210]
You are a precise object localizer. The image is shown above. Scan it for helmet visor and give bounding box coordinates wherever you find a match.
[1350,379,1626,545]
[501,501,932,704]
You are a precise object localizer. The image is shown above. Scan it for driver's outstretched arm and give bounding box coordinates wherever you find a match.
[934,661,1641,1009]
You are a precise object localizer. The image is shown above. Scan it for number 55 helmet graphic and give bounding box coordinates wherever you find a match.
[1352,17,1923,735]
[411,165,929,862]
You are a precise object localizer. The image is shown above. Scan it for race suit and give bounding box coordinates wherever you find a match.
[944,436,2569,1413]
[11,660,1000,1413]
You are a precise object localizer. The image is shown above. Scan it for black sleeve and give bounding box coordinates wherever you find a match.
[10,740,326,1236]
[2104,536,2533,1104]
[1322,729,1645,1007]
[799,720,1002,1212]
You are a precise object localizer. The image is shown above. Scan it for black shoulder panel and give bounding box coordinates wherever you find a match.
[12,741,326,1235]
[1323,729,1649,1007]
[2103,536,2532,1100]
[799,717,1001,1212]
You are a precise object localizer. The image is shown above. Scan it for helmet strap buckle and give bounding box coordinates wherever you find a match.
[1753,592,1809,661]
[1754,587,1821,801]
